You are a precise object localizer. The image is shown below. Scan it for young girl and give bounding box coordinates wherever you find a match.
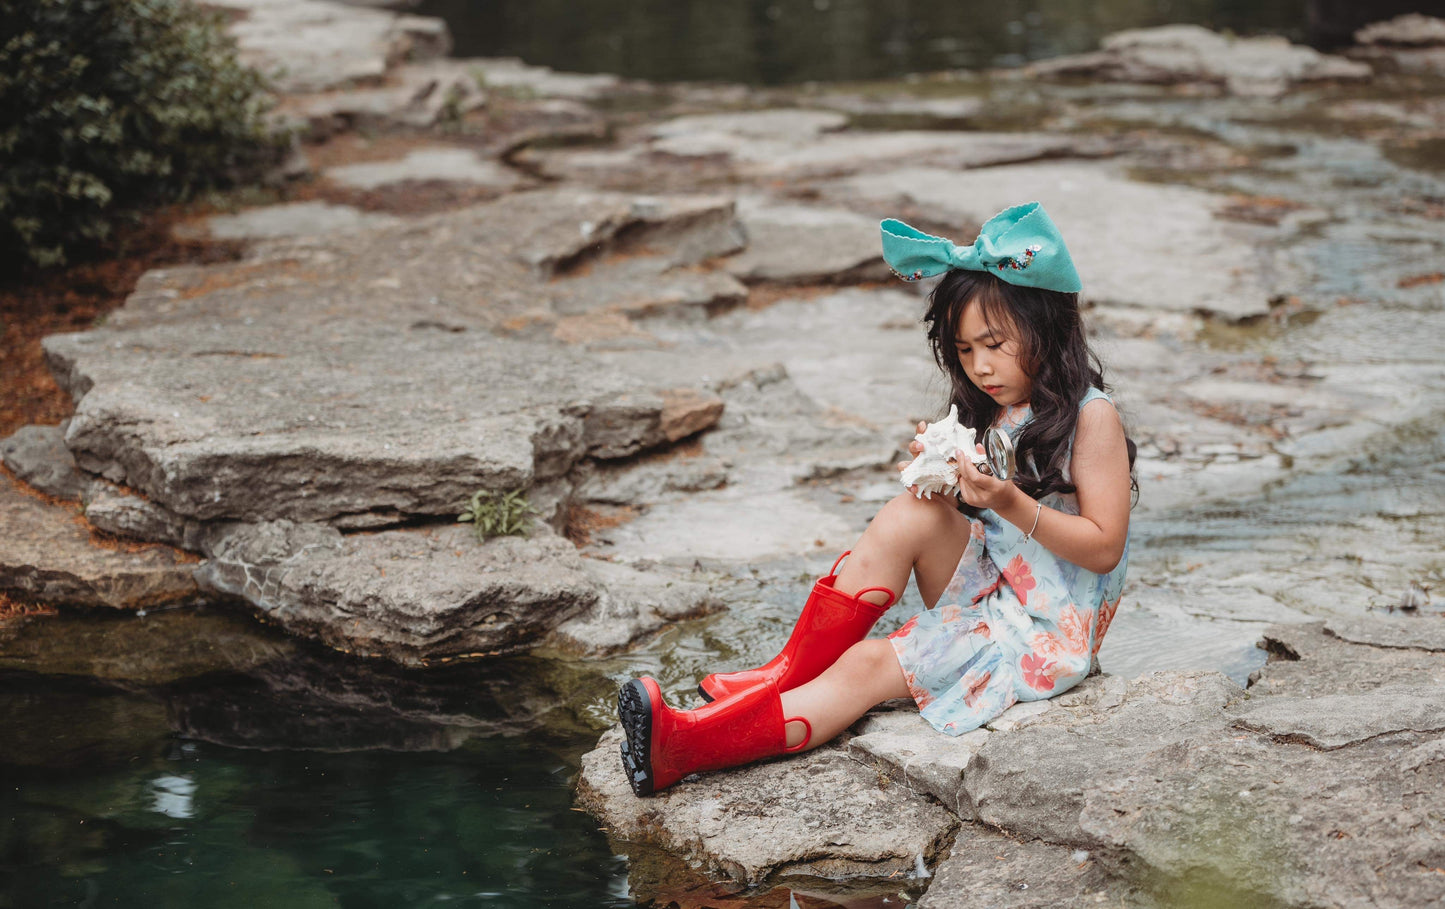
[618,202,1134,796]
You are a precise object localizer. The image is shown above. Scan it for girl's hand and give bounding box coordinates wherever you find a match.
[954,444,1020,511]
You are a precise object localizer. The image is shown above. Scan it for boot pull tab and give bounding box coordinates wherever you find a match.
[783,716,813,753]
[854,585,898,609]
[828,550,853,577]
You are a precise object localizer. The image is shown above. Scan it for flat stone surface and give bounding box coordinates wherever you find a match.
[45,190,737,527]
[325,148,526,191]
[1,424,84,500]
[177,201,402,242]
[648,109,849,142]
[546,557,719,655]
[655,128,1084,180]
[722,199,887,284]
[1325,616,1445,651]
[577,727,958,885]
[1233,684,1445,748]
[838,161,1277,320]
[0,473,198,610]
[215,0,414,93]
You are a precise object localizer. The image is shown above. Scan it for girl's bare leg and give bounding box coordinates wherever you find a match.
[780,639,910,748]
[834,492,975,608]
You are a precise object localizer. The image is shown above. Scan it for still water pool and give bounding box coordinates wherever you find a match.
[0,662,630,907]
[417,0,1310,84]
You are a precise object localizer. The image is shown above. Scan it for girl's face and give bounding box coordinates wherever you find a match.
[955,299,1032,408]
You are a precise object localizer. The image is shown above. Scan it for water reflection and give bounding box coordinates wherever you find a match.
[418,0,1309,84]
[0,673,632,908]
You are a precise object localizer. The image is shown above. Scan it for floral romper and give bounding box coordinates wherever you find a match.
[889,388,1127,736]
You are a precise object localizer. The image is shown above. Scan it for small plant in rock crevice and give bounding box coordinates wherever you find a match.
[458,489,539,542]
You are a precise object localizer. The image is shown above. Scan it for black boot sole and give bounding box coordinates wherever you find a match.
[696,684,714,704]
[618,679,655,797]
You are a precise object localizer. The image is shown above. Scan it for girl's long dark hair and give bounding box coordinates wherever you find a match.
[925,269,1136,500]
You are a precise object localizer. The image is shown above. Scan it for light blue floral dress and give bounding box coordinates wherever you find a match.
[889,388,1128,735]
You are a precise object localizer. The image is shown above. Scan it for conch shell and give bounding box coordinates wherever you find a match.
[900,404,986,500]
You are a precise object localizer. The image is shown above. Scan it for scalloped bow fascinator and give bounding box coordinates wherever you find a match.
[880,202,1083,293]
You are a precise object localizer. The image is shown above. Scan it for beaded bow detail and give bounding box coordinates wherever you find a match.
[879,202,1083,293]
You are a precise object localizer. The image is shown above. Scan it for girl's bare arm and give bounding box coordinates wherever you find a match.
[955,399,1131,574]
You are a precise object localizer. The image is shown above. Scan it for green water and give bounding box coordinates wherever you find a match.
[418,0,1309,85]
[0,662,630,908]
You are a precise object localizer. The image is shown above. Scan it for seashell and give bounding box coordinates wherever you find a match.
[900,404,986,500]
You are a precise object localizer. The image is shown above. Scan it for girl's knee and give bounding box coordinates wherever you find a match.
[874,492,961,538]
[841,639,902,677]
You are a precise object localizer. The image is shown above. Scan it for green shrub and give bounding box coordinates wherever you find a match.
[0,0,287,268]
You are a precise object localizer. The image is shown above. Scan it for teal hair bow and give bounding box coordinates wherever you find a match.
[880,202,1082,293]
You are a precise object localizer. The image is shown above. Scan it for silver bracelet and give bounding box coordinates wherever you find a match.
[1023,501,1042,542]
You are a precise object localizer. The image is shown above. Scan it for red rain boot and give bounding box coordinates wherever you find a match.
[618,676,809,796]
[698,551,896,703]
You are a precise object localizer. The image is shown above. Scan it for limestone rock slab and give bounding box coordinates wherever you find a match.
[177,201,402,242]
[1,424,84,501]
[1355,14,1445,47]
[43,190,738,527]
[962,671,1242,845]
[194,521,597,665]
[655,127,1083,180]
[1025,24,1371,96]
[921,829,1155,909]
[723,199,887,284]
[81,482,192,547]
[838,161,1277,320]
[548,558,720,654]
[1325,616,1445,651]
[215,0,425,93]
[0,474,198,610]
[1250,622,1445,698]
[1232,684,1445,748]
[577,728,958,885]
[325,148,525,191]
[468,57,622,101]
[276,59,488,138]
[845,705,990,818]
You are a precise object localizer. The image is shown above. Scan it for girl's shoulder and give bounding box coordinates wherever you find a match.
[1078,386,1114,411]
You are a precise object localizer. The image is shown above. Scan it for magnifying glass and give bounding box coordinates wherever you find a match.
[976,428,1015,481]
